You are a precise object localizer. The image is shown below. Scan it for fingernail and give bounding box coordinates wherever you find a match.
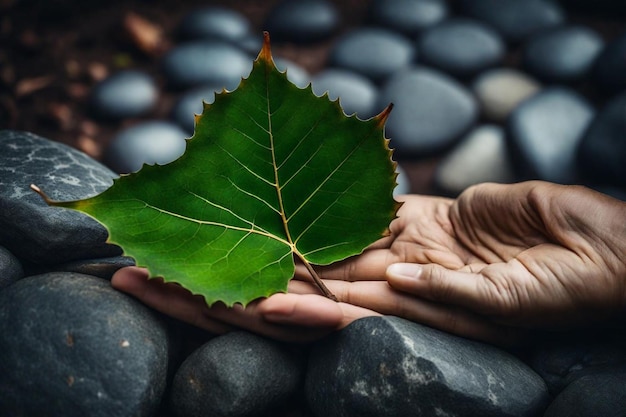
[387,263,422,279]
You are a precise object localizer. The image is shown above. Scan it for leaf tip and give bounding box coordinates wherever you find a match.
[374,103,393,128]
[258,31,273,64]
[30,184,53,205]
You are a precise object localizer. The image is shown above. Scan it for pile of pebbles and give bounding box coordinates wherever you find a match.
[2,0,626,416]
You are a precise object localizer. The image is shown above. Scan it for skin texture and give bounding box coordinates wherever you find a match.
[111,181,626,345]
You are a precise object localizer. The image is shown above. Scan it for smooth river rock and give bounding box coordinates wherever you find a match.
[0,245,23,290]
[0,273,171,417]
[306,316,550,417]
[177,6,251,43]
[312,68,380,119]
[263,0,340,44]
[368,0,449,37]
[89,70,158,120]
[0,130,120,264]
[170,331,305,417]
[377,66,478,157]
[171,84,222,134]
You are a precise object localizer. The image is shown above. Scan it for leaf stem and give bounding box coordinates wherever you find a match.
[298,255,338,302]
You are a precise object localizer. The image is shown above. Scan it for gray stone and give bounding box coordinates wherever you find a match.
[592,31,626,95]
[170,331,305,417]
[0,245,23,289]
[24,256,135,280]
[178,6,250,43]
[577,91,626,189]
[377,66,478,157]
[529,336,626,395]
[0,130,120,264]
[171,84,222,134]
[394,164,411,195]
[312,68,379,119]
[0,273,171,417]
[263,0,339,44]
[275,57,311,88]
[89,70,158,120]
[522,26,604,83]
[435,125,515,195]
[507,87,594,184]
[544,369,626,417]
[329,28,416,83]
[306,316,550,417]
[368,0,448,37]
[162,41,252,90]
[105,121,188,174]
[472,68,541,122]
[459,0,565,43]
[418,18,505,79]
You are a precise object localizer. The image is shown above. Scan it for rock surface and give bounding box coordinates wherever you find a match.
[435,125,515,195]
[592,31,626,94]
[307,316,550,417]
[0,273,171,417]
[312,68,379,119]
[105,121,188,174]
[0,245,23,290]
[368,0,448,37]
[577,91,626,189]
[378,67,477,157]
[418,18,504,79]
[171,84,221,134]
[89,70,158,120]
[263,0,339,43]
[170,331,305,417]
[507,87,594,183]
[0,130,120,264]
[329,28,416,83]
[177,6,250,42]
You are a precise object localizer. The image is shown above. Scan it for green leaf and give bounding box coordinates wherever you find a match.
[33,33,399,307]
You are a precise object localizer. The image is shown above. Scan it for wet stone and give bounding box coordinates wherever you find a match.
[263,0,339,44]
[90,70,158,120]
[0,130,120,264]
[377,66,478,157]
[472,68,541,122]
[312,68,380,119]
[508,88,595,184]
[0,273,171,417]
[522,26,604,83]
[105,121,188,174]
[368,0,449,37]
[592,31,626,95]
[170,331,305,417]
[177,6,250,43]
[577,91,626,189]
[435,125,515,195]
[306,316,550,417]
[459,0,565,43]
[171,84,221,134]
[0,245,23,290]
[329,28,416,83]
[418,18,505,79]
[162,41,252,90]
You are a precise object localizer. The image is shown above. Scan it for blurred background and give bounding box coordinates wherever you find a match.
[1,0,625,198]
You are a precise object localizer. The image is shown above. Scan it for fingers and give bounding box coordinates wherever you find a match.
[111,266,235,335]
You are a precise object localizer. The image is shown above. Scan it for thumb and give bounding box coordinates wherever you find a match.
[386,263,505,315]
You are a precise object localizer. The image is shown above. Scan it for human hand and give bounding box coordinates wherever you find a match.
[314,181,626,344]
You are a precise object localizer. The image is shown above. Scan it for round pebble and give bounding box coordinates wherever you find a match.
[377,66,478,157]
[263,0,340,43]
[435,125,515,195]
[472,68,541,122]
[577,92,626,189]
[418,18,505,79]
[0,245,23,290]
[508,87,594,184]
[89,70,157,119]
[171,85,222,134]
[162,41,252,90]
[459,0,565,43]
[368,0,449,37]
[592,31,626,94]
[177,6,250,42]
[329,28,416,83]
[105,121,188,174]
[522,25,604,83]
[312,68,379,119]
